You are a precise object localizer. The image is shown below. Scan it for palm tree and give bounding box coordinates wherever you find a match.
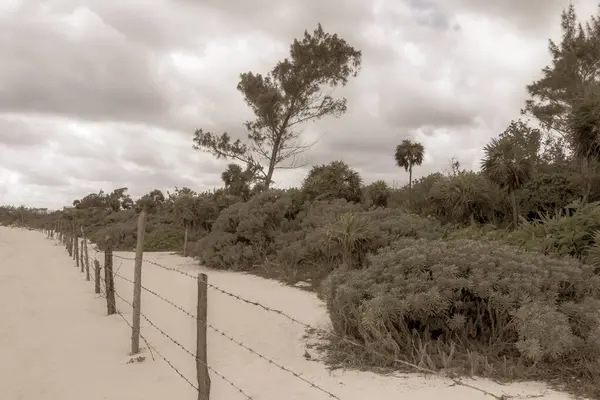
[481,137,534,228]
[174,193,196,256]
[221,163,254,200]
[394,140,425,208]
[221,164,244,189]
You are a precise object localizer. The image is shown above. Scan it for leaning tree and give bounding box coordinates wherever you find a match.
[193,24,362,189]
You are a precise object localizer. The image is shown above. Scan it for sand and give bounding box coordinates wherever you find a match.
[0,226,577,399]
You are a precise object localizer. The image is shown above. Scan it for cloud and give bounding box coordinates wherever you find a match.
[440,0,577,32]
[0,0,594,208]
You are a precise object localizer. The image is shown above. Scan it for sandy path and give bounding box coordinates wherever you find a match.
[0,227,576,399]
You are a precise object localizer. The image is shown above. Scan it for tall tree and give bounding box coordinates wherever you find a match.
[568,83,600,203]
[193,24,362,189]
[394,139,425,208]
[523,4,600,204]
[523,5,600,139]
[481,136,534,228]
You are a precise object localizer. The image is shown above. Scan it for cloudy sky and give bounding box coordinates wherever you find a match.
[0,0,595,208]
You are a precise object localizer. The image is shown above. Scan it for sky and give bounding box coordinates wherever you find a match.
[0,0,596,209]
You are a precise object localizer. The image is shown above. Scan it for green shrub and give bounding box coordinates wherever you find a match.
[513,201,600,259]
[144,228,185,251]
[196,190,297,270]
[302,161,363,203]
[268,207,445,286]
[362,181,390,208]
[321,238,600,387]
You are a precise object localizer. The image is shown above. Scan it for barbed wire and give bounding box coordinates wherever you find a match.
[113,292,200,391]
[113,271,195,318]
[118,252,515,400]
[64,242,207,396]
[111,288,253,399]
[55,229,520,399]
[113,253,199,280]
[207,280,513,399]
[83,254,214,395]
[111,270,341,399]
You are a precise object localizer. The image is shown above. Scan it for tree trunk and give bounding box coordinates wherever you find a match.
[581,158,592,205]
[510,189,518,228]
[408,164,413,210]
[264,155,277,190]
[183,223,189,257]
[264,135,283,190]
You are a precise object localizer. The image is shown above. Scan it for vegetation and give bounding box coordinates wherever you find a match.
[394,139,425,208]
[3,8,600,399]
[193,24,362,189]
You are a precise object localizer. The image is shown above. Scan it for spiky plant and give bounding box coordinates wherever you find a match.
[326,212,372,269]
[481,137,534,228]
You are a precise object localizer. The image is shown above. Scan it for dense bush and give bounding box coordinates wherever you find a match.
[302,161,363,203]
[362,180,390,208]
[197,188,447,287]
[511,201,600,260]
[428,172,508,224]
[322,237,600,391]
[196,190,300,271]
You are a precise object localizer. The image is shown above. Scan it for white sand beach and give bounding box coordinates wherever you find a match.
[0,226,577,399]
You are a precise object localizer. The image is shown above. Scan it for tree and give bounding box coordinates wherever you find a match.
[394,139,425,208]
[221,163,254,200]
[523,4,600,145]
[167,186,197,204]
[74,190,107,210]
[193,24,362,189]
[567,84,600,203]
[108,187,133,212]
[363,180,390,208]
[498,120,542,165]
[481,136,534,228]
[135,189,165,213]
[173,192,196,236]
[448,157,462,176]
[302,161,362,203]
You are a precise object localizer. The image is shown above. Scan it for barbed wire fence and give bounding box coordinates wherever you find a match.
[43,217,527,400]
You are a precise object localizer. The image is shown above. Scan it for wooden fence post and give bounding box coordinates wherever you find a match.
[183,224,188,257]
[79,238,84,273]
[197,273,210,400]
[104,236,116,315]
[131,211,147,354]
[94,260,101,294]
[82,227,90,281]
[67,226,73,256]
[74,231,80,269]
